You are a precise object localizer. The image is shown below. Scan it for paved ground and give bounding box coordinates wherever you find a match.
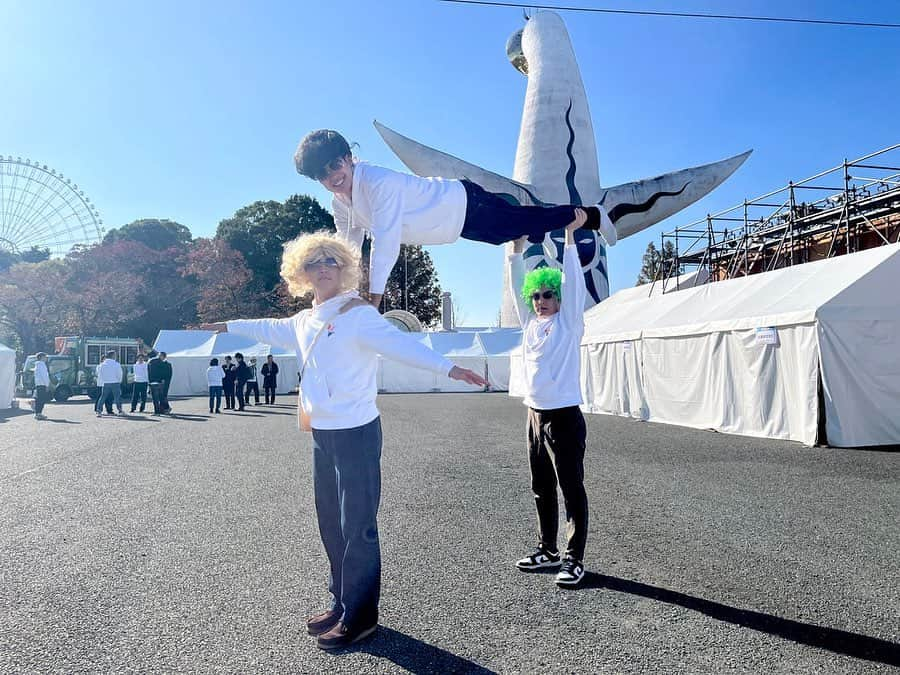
[1,393,898,674]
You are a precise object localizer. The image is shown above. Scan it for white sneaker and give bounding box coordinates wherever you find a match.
[555,557,586,587]
[515,545,562,571]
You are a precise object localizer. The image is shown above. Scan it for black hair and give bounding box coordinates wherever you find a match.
[210,358,219,366]
[294,129,351,179]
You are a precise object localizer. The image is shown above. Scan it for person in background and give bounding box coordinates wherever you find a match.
[207,357,223,414]
[509,213,591,588]
[261,354,279,404]
[96,350,124,417]
[33,352,50,421]
[233,352,250,412]
[130,354,149,413]
[245,357,260,406]
[221,355,236,410]
[148,351,173,416]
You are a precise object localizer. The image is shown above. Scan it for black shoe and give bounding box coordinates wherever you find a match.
[581,206,617,245]
[316,621,377,650]
[215,409,221,414]
[516,545,561,571]
[306,608,341,636]
[555,557,586,587]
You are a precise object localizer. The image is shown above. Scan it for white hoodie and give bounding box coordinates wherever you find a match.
[96,358,123,387]
[508,244,586,410]
[332,162,467,296]
[228,292,457,430]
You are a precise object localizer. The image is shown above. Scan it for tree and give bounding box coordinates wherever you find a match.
[365,244,443,327]
[636,240,676,285]
[0,246,50,272]
[182,238,269,322]
[103,219,193,251]
[216,195,334,291]
[0,260,71,355]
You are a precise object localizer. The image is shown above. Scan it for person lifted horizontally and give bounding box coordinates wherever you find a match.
[293,129,617,308]
[201,231,487,650]
[509,211,591,588]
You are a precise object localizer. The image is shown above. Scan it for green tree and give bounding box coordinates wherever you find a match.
[0,246,50,272]
[103,218,193,251]
[636,240,676,285]
[216,195,334,291]
[363,244,443,327]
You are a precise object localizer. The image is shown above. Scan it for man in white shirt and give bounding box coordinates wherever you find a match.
[509,213,590,588]
[95,351,124,417]
[130,354,150,413]
[33,352,50,421]
[293,129,617,308]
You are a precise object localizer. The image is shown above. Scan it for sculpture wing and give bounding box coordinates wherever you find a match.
[599,151,752,240]
[374,120,543,206]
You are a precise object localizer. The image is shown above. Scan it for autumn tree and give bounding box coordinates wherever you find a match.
[182,238,269,322]
[0,260,71,355]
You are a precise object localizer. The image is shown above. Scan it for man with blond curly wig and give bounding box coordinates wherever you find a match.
[508,212,590,588]
[201,232,486,650]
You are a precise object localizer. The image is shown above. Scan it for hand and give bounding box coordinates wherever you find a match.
[448,366,488,388]
[512,236,528,254]
[199,322,228,332]
[566,208,588,245]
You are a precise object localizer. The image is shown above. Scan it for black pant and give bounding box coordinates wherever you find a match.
[460,180,580,245]
[235,381,247,410]
[245,381,259,404]
[150,381,170,414]
[527,406,588,561]
[223,381,235,409]
[34,385,48,415]
[264,384,276,404]
[130,382,148,411]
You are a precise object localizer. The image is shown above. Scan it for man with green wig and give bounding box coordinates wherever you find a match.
[508,211,590,587]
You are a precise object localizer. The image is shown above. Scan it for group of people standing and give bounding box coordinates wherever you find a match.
[94,351,173,416]
[204,353,279,413]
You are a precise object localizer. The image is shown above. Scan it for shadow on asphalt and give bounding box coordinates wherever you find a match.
[44,419,81,425]
[582,573,900,667]
[0,409,30,423]
[354,626,495,674]
[164,414,210,422]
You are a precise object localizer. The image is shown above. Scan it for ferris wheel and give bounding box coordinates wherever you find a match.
[0,156,103,257]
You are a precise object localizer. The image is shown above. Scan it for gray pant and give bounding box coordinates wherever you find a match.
[312,416,383,630]
[96,383,122,413]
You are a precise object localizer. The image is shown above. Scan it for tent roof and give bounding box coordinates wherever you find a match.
[585,243,900,343]
[153,330,296,357]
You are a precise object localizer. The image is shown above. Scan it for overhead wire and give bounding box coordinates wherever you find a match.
[439,0,900,30]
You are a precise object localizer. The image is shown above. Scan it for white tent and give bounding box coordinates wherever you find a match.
[581,243,900,447]
[153,331,298,396]
[378,328,522,393]
[0,342,15,410]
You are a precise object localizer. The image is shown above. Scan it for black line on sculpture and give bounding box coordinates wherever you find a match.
[606,182,691,223]
[563,100,583,206]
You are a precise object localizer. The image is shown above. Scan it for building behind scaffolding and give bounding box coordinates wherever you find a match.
[657,143,900,289]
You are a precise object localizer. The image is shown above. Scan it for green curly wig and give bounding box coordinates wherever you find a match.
[521,267,562,312]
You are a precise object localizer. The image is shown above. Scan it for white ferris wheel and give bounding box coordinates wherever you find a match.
[0,156,103,257]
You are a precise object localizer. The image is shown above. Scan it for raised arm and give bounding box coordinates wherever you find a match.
[507,238,531,328]
[558,213,588,331]
[365,181,405,309]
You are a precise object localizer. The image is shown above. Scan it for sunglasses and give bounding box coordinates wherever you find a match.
[531,290,557,301]
[304,256,341,271]
[314,156,346,181]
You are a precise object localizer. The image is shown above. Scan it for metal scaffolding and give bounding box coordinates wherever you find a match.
[654,143,900,292]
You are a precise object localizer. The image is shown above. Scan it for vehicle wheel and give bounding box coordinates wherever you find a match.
[53,385,72,402]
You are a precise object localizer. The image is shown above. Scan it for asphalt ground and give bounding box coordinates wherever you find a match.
[1,393,898,674]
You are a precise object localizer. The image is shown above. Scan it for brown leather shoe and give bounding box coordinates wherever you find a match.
[306,609,341,636]
[316,621,378,650]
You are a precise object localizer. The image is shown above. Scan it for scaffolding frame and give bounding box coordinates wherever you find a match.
[653,143,900,292]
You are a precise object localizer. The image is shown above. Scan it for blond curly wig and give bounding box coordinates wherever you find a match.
[280,231,361,297]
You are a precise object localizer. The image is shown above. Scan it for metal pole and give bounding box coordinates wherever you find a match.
[403,246,408,311]
[788,181,795,267]
[743,200,749,276]
[844,159,851,253]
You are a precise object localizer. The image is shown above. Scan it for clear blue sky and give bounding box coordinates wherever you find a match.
[3,0,898,326]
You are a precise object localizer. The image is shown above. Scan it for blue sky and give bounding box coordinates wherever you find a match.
[3,0,898,326]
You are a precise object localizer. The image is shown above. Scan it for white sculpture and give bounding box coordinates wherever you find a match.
[375,10,750,326]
